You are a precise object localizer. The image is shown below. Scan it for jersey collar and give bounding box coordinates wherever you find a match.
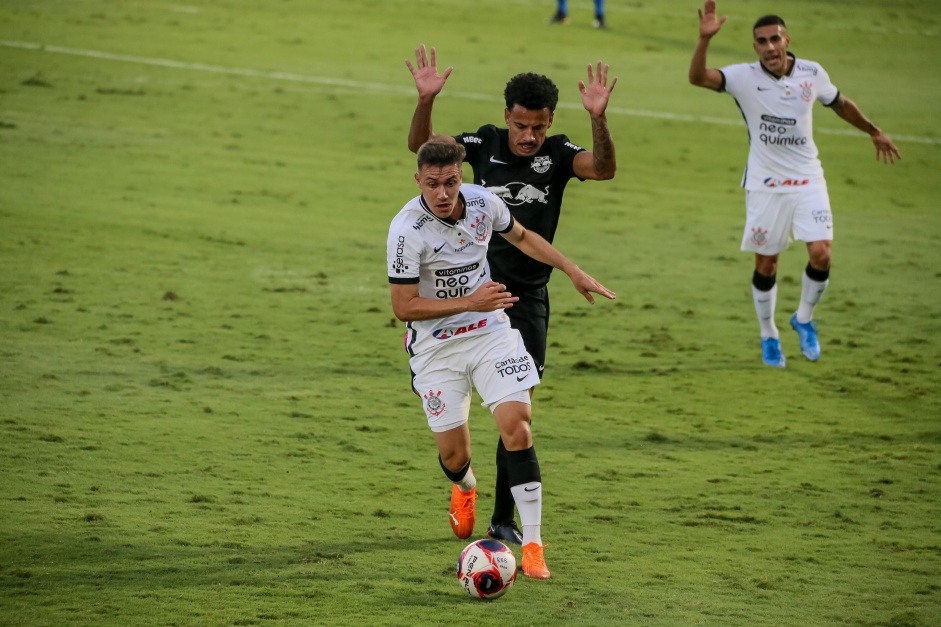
[759,52,796,80]
[418,191,467,228]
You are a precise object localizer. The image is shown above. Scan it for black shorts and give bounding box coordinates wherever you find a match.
[503,285,549,377]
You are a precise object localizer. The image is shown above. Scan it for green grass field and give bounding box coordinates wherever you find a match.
[1,1,939,625]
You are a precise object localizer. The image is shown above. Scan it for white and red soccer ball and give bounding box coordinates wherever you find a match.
[456,539,517,599]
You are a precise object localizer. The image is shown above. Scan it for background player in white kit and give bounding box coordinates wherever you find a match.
[387,141,615,579]
[689,0,901,367]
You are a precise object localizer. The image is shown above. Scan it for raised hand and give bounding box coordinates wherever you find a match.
[578,61,617,119]
[405,44,452,99]
[698,0,727,39]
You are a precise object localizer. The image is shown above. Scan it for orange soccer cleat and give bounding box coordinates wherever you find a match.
[449,484,477,539]
[522,542,551,579]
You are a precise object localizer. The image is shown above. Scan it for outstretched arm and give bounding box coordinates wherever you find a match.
[405,44,457,153]
[572,61,618,180]
[500,221,616,305]
[828,95,901,164]
[689,0,726,90]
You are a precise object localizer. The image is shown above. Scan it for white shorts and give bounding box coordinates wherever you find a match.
[742,182,833,255]
[410,327,540,433]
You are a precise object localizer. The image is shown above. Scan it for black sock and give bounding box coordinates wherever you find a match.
[491,438,515,525]
[438,455,470,483]
[506,446,541,486]
[752,270,776,291]
[805,262,830,282]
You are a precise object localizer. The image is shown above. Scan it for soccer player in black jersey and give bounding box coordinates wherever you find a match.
[406,44,618,547]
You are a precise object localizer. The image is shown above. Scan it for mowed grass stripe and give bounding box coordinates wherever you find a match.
[4,38,939,146]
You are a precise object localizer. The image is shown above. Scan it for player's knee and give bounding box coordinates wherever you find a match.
[439,448,471,472]
[755,262,777,278]
[809,246,831,269]
[490,395,533,449]
[754,254,778,277]
[500,419,533,451]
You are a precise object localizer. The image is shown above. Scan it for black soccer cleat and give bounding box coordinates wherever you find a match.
[487,520,523,546]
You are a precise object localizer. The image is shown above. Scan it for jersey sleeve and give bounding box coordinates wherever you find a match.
[489,191,514,233]
[719,63,747,97]
[454,125,494,164]
[553,134,583,181]
[815,64,839,106]
[387,216,422,284]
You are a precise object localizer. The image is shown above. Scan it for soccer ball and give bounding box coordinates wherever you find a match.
[456,539,517,599]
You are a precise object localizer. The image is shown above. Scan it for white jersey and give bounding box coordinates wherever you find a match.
[721,53,839,192]
[388,184,515,357]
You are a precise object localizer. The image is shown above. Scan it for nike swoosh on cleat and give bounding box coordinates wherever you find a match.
[434,243,446,253]
[490,156,507,164]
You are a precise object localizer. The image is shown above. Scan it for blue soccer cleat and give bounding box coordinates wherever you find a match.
[790,313,821,361]
[761,337,786,368]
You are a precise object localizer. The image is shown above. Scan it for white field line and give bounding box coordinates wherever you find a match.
[3,39,939,145]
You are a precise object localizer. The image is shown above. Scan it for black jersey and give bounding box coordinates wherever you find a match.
[455,125,584,290]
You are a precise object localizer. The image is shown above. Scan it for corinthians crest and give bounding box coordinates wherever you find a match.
[423,389,446,417]
[531,156,552,173]
[469,214,489,242]
[751,227,769,247]
[799,81,813,103]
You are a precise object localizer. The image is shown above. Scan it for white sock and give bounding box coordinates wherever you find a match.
[796,272,829,324]
[510,482,542,545]
[752,284,778,339]
[456,467,476,492]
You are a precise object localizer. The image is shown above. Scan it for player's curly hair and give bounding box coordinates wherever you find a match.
[504,72,559,112]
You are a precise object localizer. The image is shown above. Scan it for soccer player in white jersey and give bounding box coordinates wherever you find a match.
[689,0,901,367]
[387,141,615,579]
[406,43,617,549]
